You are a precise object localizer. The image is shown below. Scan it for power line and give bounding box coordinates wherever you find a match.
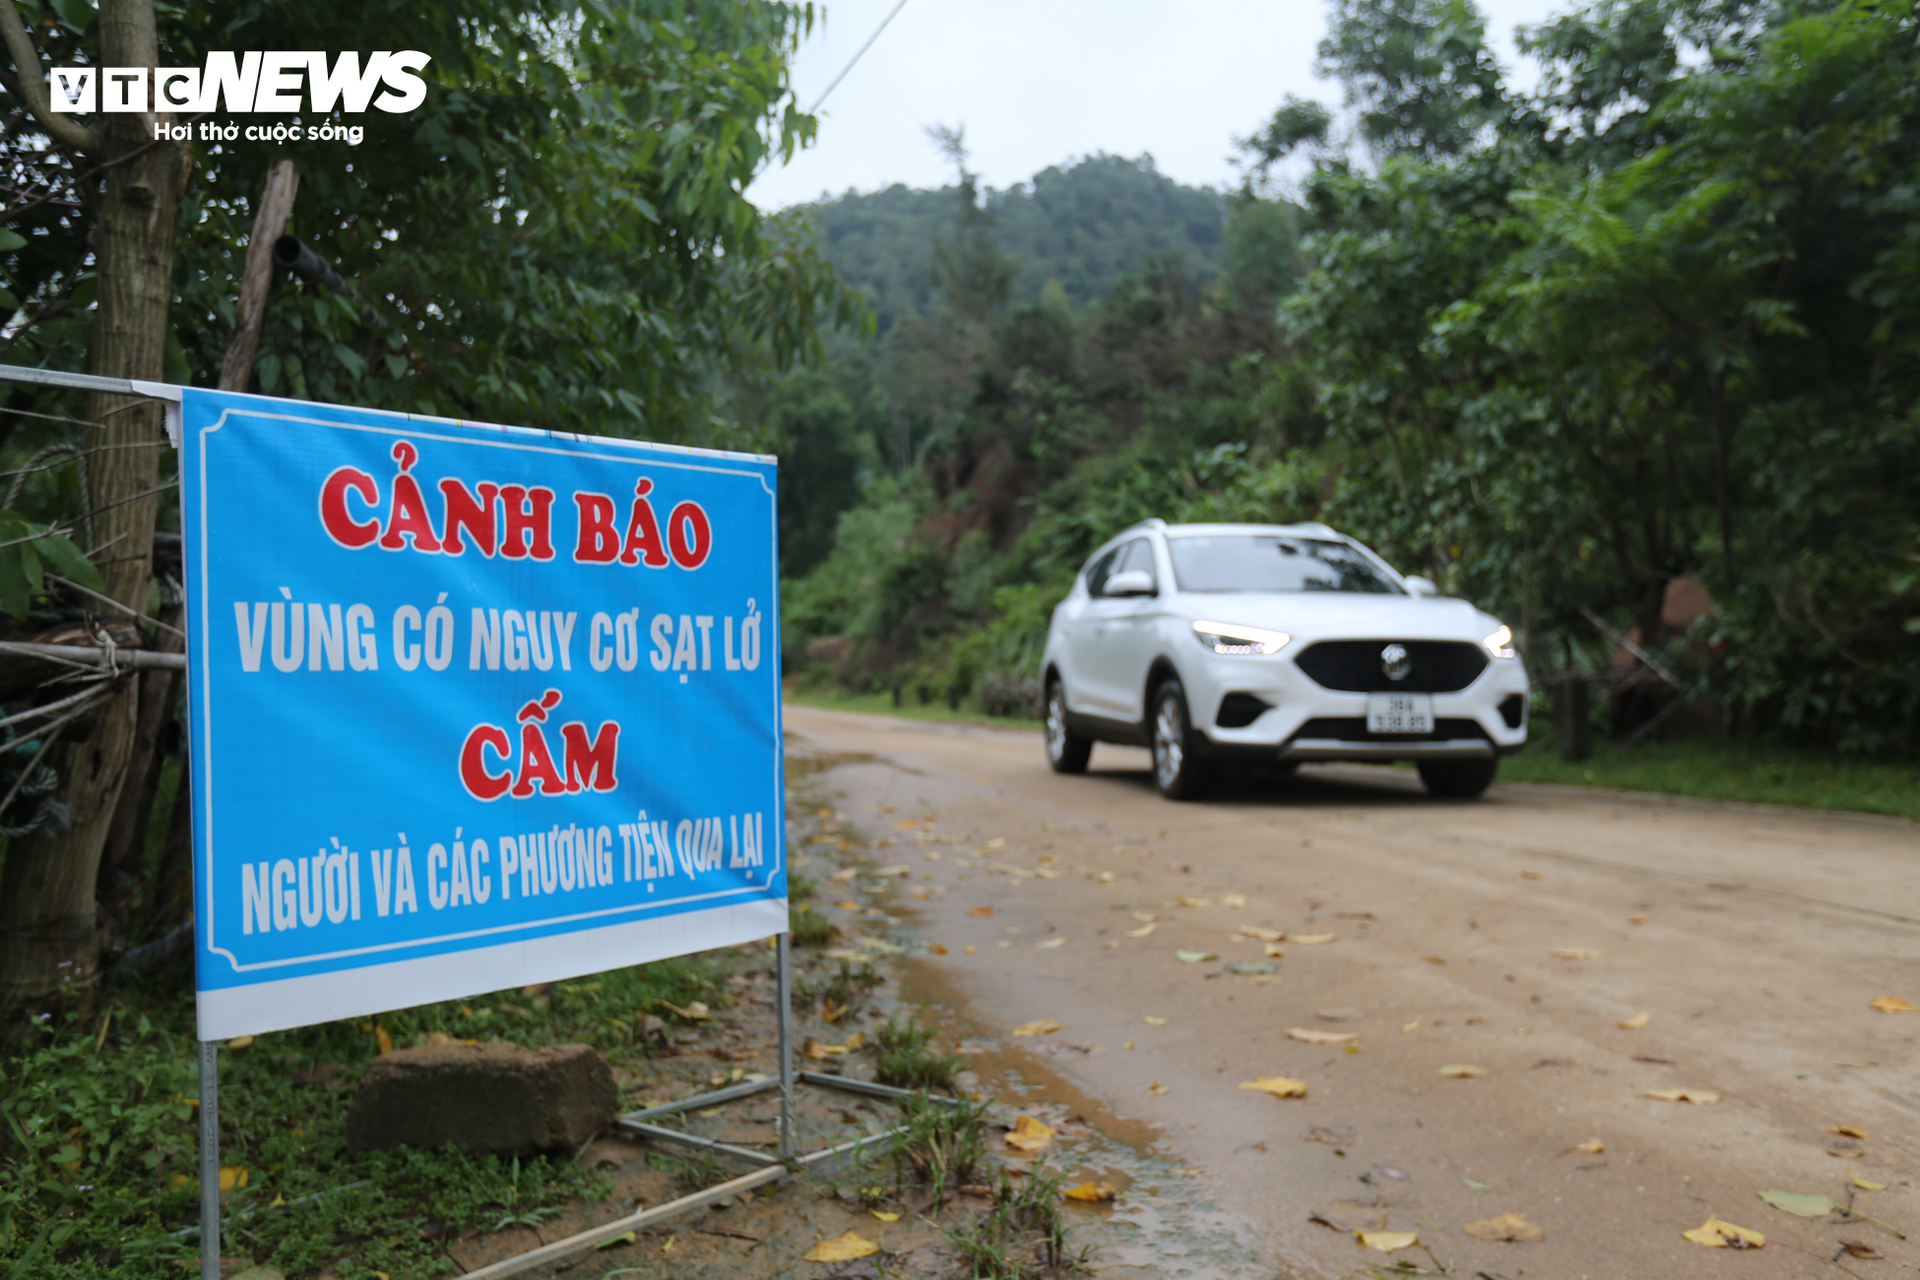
[807,0,914,114]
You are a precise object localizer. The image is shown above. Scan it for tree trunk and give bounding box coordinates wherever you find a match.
[0,0,189,1051]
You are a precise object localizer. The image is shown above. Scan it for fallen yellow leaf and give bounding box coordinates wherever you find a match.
[1148,1080,1169,1094]
[1439,1064,1487,1078]
[218,1167,248,1192]
[969,906,994,917]
[870,1210,901,1222]
[1132,911,1158,922]
[835,900,860,911]
[1520,870,1543,880]
[226,1035,254,1050]
[1828,1148,1865,1159]
[1291,933,1335,945]
[1645,1088,1721,1103]
[1828,1125,1868,1139]
[1097,871,1115,883]
[1036,937,1065,949]
[1264,943,1287,958]
[1288,1027,1359,1044]
[893,819,920,830]
[375,1025,393,1055]
[1237,924,1284,942]
[803,1038,848,1058]
[843,1033,864,1051]
[963,944,977,954]
[1176,896,1213,907]
[1628,913,1648,924]
[1852,1171,1888,1191]
[983,837,1006,850]
[1013,1019,1062,1037]
[1552,948,1605,959]
[1683,1218,1765,1248]
[1358,1230,1419,1253]
[1424,955,1447,964]
[1005,1116,1056,1153]
[1125,923,1157,938]
[1402,1019,1421,1032]
[596,1230,637,1250]
[1221,892,1247,908]
[1567,1137,1605,1154]
[1064,1182,1116,1202]
[1619,1012,1651,1030]
[1870,996,1915,1013]
[1238,1076,1308,1098]
[806,1231,881,1262]
[1463,1211,1544,1242]
[1143,1015,1167,1025]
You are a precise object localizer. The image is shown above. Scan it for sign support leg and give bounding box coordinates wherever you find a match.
[199,1038,220,1280]
[776,932,795,1161]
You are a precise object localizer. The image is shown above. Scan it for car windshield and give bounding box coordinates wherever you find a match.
[1168,535,1405,594]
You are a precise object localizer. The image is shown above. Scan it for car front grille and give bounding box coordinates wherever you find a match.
[1292,640,1489,694]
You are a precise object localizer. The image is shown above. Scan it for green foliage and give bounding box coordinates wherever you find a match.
[889,1091,989,1205]
[870,1012,962,1092]
[0,957,719,1276]
[0,513,104,620]
[943,1164,1071,1279]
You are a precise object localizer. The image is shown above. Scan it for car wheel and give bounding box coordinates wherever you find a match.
[1044,678,1093,774]
[1150,678,1210,800]
[1417,758,1498,798]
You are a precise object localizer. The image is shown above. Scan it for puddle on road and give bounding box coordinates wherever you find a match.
[898,958,1278,1280]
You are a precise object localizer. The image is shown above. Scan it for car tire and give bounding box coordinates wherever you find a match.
[1417,758,1498,798]
[1044,678,1093,774]
[1150,678,1210,800]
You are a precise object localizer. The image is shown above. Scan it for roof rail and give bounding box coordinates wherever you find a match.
[1119,517,1167,533]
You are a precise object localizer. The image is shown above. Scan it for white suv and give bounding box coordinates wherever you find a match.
[1041,520,1529,799]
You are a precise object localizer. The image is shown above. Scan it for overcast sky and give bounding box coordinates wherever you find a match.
[749,0,1578,209]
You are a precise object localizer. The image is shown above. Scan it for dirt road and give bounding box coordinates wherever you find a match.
[784,703,1920,1280]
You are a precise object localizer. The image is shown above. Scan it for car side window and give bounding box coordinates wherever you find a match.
[1085,546,1122,598]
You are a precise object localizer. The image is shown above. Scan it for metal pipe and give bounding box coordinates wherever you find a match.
[198,1040,219,1280]
[777,932,795,1161]
[272,236,386,329]
[0,641,185,671]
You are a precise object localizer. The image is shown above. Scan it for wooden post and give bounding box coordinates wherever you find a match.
[217,160,301,392]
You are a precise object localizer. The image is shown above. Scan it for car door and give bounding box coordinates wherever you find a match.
[1054,544,1122,715]
[1080,539,1160,719]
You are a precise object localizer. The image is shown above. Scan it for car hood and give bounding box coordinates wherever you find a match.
[1178,592,1498,642]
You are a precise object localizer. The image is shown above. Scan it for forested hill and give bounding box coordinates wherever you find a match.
[794,155,1227,332]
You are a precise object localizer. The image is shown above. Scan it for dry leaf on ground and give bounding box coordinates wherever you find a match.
[1303,1125,1357,1146]
[1012,1019,1062,1037]
[1644,1088,1720,1103]
[1565,1137,1605,1154]
[1176,896,1213,908]
[1288,1027,1359,1044]
[983,837,1007,850]
[1125,923,1157,938]
[1238,924,1284,942]
[1852,1171,1888,1191]
[1553,948,1605,959]
[1870,996,1916,1013]
[1228,960,1277,975]
[1440,1064,1487,1078]
[870,1210,900,1222]
[1829,1147,1865,1159]
[1035,938,1065,949]
[1097,871,1115,883]
[1424,956,1446,965]
[806,1231,881,1262]
[1221,892,1247,908]
[1264,943,1288,958]
[1175,950,1218,963]
[1148,1080,1169,1094]
[1005,1116,1055,1152]
[1841,1241,1885,1259]
[1308,1201,1386,1232]
[1464,1212,1544,1242]
[1683,1218,1766,1248]
[1132,911,1158,922]
[1358,1231,1419,1253]
[1756,1190,1840,1218]
[1619,1012,1651,1029]
[1291,933,1336,945]
[969,906,994,918]
[1064,1182,1115,1202]
[1239,1076,1308,1098]
[803,1038,849,1058]
[1828,1125,1868,1139]
[1520,870,1543,880]
[1143,1015,1167,1025]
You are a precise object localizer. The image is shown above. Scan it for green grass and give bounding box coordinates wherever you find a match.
[0,957,727,1278]
[1501,729,1920,821]
[785,685,1041,729]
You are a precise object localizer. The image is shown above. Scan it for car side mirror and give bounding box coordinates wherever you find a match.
[1404,575,1440,598]
[1105,569,1156,598]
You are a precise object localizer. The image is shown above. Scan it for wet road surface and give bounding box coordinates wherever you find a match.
[786,703,1920,1279]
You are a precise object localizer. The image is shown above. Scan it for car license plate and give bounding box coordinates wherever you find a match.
[1367,693,1433,734]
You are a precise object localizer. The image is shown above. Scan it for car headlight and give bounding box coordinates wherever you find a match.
[1483,625,1516,659]
[1192,620,1291,655]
